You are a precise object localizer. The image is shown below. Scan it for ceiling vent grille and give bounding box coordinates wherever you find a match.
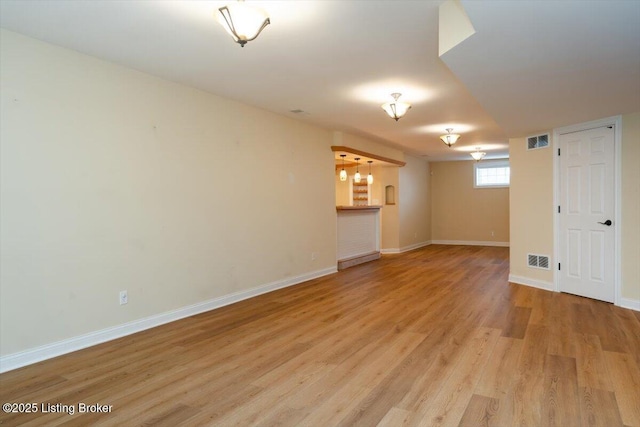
[528,253,550,270]
[527,134,549,150]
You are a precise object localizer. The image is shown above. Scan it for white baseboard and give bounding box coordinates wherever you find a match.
[381,240,431,254]
[619,297,640,312]
[431,240,510,247]
[508,274,555,291]
[380,248,400,254]
[0,266,337,373]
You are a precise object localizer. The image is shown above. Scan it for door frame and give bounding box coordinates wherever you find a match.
[553,115,622,305]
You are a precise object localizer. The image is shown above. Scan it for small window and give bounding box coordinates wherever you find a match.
[474,159,510,188]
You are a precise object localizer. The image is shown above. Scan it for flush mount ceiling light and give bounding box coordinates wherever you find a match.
[339,154,347,182]
[381,93,411,121]
[470,147,487,162]
[218,0,270,47]
[440,128,461,147]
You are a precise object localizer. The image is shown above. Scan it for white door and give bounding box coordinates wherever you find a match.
[559,126,615,302]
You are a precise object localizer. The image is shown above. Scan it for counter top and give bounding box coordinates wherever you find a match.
[336,205,382,211]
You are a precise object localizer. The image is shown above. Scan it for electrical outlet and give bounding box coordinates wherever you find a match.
[119,290,128,305]
[311,252,317,261]
[491,231,495,237]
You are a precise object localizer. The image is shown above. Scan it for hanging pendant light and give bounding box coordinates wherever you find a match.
[470,147,486,162]
[440,128,461,147]
[367,161,374,184]
[218,0,270,47]
[381,93,411,121]
[339,154,347,181]
[354,157,361,183]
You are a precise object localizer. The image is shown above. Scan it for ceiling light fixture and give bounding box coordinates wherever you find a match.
[354,158,361,183]
[339,154,347,181]
[470,147,486,162]
[381,93,411,121]
[367,161,374,184]
[218,0,270,47]
[440,128,460,147]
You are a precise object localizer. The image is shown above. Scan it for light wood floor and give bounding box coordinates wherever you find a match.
[1,245,639,426]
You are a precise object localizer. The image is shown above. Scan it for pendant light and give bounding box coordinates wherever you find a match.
[367,161,374,184]
[381,93,411,121]
[218,0,270,47]
[339,154,347,181]
[470,147,486,162]
[354,157,361,183]
[440,128,461,147]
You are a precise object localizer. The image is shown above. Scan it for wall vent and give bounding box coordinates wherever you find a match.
[527,134,549,150]
[527,253,550,270]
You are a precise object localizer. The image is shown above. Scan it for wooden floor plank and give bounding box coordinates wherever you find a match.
[613,306,640,368]
[249,327,421,426]
[590,302,630,353]
[540,354,581,426]
[407,327,501,427]
[376,407,413,427]
[575,333,614,391]
[457,394,500,427]
[546,295,578,358]
[528,288,553,326]
[604,351,640,426]
[579,387,624,427]
[511,323,550,426]
[501,306,532,339]
[474,336,524,399]
[0,245,638,427]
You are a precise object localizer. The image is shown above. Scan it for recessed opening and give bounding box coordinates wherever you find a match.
[385,185,395,205]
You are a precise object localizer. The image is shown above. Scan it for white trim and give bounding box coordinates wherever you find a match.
[619,297,640,312]
[380,248,401,254]
[381,240,432,254]
[553,115,622,306]
[0,266,337,373]
[431,240,510,247]
[509,274,555,292]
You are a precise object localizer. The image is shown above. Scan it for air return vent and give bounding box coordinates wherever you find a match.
[528,253,550,270]
[527,134,549,150]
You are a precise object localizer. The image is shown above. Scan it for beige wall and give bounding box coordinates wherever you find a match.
[379,167,400,250]
[621,112,640,302]
[0,30,337,356]
[508,135,554,284]
[399,155,431,249]
[4,27,631,364]
[431,160,510,243]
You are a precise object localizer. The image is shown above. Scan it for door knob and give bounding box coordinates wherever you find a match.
[598,219,612,226]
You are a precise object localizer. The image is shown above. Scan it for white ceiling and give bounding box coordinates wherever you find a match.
[1,1,638,162]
